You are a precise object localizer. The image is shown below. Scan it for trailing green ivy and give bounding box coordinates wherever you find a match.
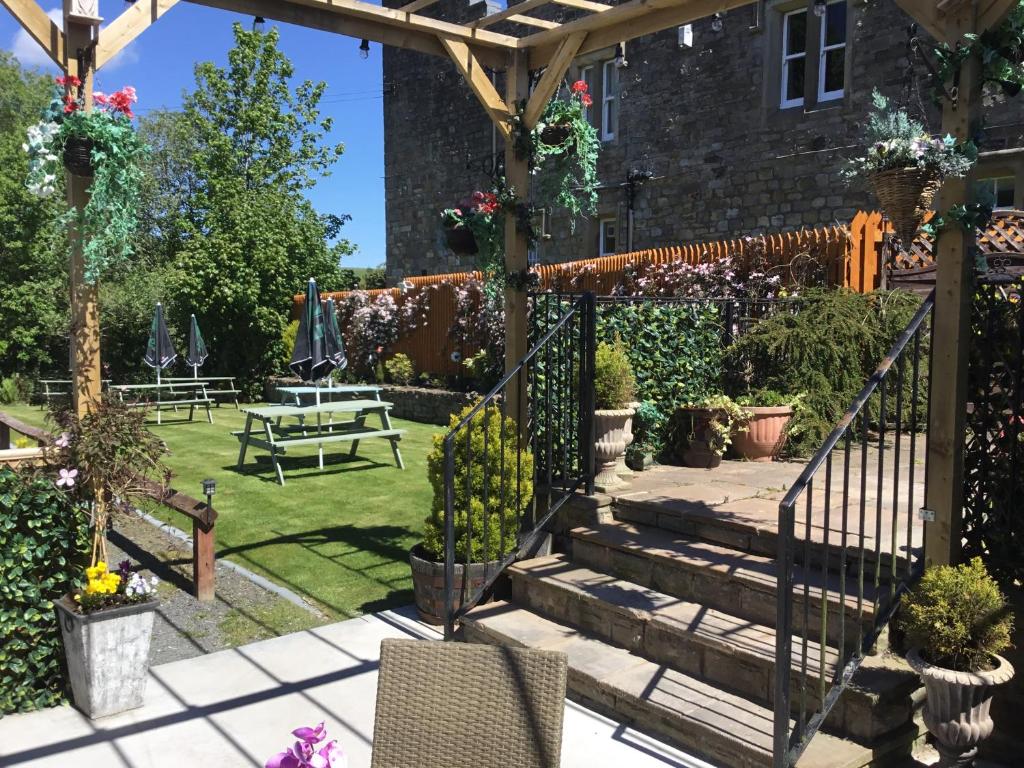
[0,467,90,713]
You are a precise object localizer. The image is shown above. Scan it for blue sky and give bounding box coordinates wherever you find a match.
[1,2,386,268]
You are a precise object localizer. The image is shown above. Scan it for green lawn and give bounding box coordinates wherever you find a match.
[3,401,439,620]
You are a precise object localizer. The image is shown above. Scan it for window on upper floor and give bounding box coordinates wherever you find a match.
[817,0,847,103]
[601,59,618,142]
[778,1,847,110]
[599,217,617,256]
[977,176,1017,210]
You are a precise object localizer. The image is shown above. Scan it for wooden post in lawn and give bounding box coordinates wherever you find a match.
[504,52,530,423]
[923,5,981,569]
[64,10,102,418]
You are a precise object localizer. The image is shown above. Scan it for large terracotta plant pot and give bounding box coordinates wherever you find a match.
[907,647,1016,766]
[731,406,793,462]
[409,545,496,625]
[593,407,635,490]
[445,226,478,256]
[679,407,723,469]
[55,595,158,719]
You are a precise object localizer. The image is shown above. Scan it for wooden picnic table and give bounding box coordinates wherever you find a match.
[109,382,214,425]
[165,376,241,408]
[276,384,382,406]
[233,399,405,486]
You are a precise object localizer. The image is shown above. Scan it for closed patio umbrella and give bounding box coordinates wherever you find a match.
[323,298,347,371]
[186,314,209,378]
[289,278,335,385]
[144,302,177,386]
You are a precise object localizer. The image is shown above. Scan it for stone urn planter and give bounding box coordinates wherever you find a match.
[731,406,793,462]
[907,647,1016,767]
[54,595,158,719]
[594,407,635,490]
[409,545,495,625]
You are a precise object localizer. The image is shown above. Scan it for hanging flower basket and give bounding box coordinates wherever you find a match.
[870,167,941,252]
[445,226,479,256]
[62,135,95,177]
[539,123,572,147]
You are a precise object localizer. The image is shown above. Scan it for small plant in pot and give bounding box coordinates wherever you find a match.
[46,396,170,718]
[625,400,664,472]
[593,337,636,490]
[413,400,533,624]
[731,390,803,462]
[901,558,1015,767]
[675,395,749,469]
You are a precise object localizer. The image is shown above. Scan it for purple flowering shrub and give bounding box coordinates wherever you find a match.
[334,288,431,378]
[266,722,347,768]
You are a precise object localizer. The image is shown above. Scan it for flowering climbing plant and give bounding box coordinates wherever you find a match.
[23,77,147,282]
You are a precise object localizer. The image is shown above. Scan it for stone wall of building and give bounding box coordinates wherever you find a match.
[383,0,1024,283]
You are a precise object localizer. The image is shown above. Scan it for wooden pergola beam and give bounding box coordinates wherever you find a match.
[475,0,555,29]
[0,0,65,67]
[95,0,180,70]
[525,0,753,67]
[399,0,439,13]
[189,0,506,68]
[507,14,561,30]
[523,30,585,129]
[553,0,611,11]
[438,35,511,140]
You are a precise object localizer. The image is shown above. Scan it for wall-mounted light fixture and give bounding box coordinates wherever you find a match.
[813,0,827,18]
[614,42,627,68]
[677,24,693,48]
[711,12,724,33]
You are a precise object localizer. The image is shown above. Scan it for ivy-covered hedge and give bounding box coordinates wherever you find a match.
[597,301,723,456]
[0,466,89,713]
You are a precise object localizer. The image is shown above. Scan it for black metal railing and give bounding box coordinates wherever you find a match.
[772,291,934,767]
[442,293,596,639]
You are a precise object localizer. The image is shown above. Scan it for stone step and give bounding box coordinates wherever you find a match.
[569,521,888,648]
[613,493,916,577]
[462,600,888,768]
[507,554,918,742]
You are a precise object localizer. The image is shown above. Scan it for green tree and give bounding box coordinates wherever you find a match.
[0,53,68,378]
[165,24,354,395]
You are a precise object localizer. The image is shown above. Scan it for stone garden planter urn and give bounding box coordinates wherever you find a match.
[594,407,635,490]
[731,406,793,462]
[409,545,495,625]
[55,595,158,718]
[907,647,1016,767]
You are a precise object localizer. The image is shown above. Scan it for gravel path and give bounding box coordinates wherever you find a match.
[107,512,326,665]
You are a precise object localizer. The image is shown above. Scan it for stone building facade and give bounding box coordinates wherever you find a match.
[383,0,1024,283]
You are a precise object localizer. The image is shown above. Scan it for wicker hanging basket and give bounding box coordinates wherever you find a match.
[870,167,941,251]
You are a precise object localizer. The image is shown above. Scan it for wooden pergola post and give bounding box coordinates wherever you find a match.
[504,52,530,416]
[64,13,102,419]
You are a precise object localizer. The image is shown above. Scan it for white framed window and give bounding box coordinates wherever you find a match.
[978,176,1017,209]
[601,59,618,141]
[599,218,617,256]
[817,0,847,103]
[780,8,807,108]
[580,65,595,126]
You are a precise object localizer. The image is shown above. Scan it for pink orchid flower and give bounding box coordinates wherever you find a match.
[56,468,78,488]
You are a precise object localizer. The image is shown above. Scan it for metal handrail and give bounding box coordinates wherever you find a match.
[773,290,935,768]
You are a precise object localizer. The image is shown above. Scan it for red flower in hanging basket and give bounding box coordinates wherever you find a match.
[56,75,82,89]
[571,80,588,93]
[581,93,593,108]
[63,98,80,114]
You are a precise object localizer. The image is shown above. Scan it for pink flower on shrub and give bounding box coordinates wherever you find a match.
[56,468,78,488]
[54,432,70,448]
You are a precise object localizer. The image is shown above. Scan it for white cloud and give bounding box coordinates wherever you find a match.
[10,8,62,71]
[8,7,141,73]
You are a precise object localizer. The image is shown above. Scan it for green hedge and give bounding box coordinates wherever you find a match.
[0,467,89,713]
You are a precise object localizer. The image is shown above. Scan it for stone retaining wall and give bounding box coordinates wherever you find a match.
[264,377,475,426]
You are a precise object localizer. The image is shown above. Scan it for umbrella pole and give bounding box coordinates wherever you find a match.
[317,380,324,470]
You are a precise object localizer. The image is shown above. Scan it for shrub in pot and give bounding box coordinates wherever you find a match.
[593,337,636,490]
[901,558,1015,766]
[731,390,801,462]
[44,396,170,717]
[625,400,664,472]
[675,395,748,469]
[414,400,533,624]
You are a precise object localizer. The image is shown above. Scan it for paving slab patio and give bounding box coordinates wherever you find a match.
[0,606,716,768]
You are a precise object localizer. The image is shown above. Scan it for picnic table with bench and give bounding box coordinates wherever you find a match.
[234,399,406,485]
[38,379,112,408]
[109,382,215,425]
[276,384,382,406]
[165,376,241,408]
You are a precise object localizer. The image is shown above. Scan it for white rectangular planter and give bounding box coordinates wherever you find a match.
[55,595,158,719]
